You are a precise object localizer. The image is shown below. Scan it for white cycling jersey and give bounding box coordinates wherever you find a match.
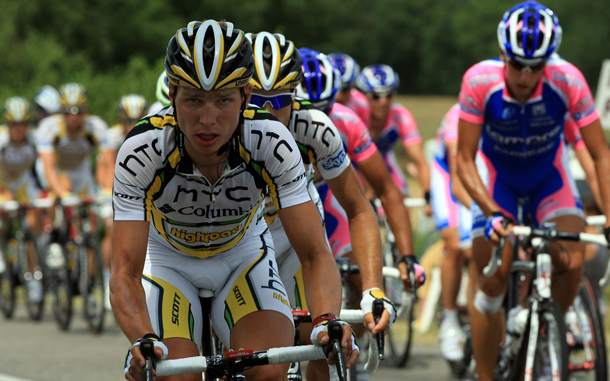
[0,133,42,201]
[100,124,127,153]
[36,113,107,194]
[265,100,351,309]
[265,101,351,230]
[113,105,311,258]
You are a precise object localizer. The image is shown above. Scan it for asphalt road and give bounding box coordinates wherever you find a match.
[0,302,454,381]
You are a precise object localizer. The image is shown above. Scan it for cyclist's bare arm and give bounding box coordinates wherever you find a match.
[326,165,383,290]
[356,150,417,274]
[38,151,71,196]
[457,119,501,218]
[278,200,357,366]
[403,141,431,210]
[110,220,155,343]
[580,119,610,231]
[447,138,472,208]
[96,148,117,190]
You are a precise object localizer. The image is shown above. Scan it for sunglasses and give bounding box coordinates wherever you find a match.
[507,59,546,73]
[369,91,394,100]
[250,93,294,110]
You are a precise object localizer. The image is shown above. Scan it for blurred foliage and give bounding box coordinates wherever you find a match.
[0,0,608,122]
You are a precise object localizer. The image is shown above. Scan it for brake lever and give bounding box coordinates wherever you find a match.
[139,338,155,381]
[325,320,348,381]
[372,299,385,360]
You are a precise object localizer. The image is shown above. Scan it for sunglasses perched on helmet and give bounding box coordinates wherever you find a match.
[506,58,546,73]
[250,93,295,110]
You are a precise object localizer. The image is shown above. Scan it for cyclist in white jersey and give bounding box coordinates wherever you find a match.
[113,21,356,381]
[36,82,108,197]
[0,97,45,301]
[248,32,401,380]
[97,94,148,310]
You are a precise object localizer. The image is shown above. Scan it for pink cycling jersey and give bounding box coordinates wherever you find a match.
[318,102,378,258]
[459,56,596,231]
[346,89,370,127]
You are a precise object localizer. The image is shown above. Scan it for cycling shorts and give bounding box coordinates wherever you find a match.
[471,144,583,239]
[142,229,294,350]
[431,159,472,249]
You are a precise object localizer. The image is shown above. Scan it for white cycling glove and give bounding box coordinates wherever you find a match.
[360,288,397,328]
[124,334,168,375]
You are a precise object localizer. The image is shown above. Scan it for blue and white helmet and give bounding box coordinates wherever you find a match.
[328,53,360,90]
[356,64,399,95]
[295,48,341,111]
[497,1,562,65]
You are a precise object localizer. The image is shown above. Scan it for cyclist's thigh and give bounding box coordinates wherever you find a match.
[141,261,203,349]
[210,231,294,349]
[431,160,459,231]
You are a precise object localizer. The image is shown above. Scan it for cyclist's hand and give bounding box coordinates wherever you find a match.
[484,212,513,244]
[124,334,168,381]
[397,255,426,291]
[310,315,359,369]
[360,288,396,334]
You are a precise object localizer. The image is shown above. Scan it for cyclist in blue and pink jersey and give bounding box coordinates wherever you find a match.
[327,53,370,125]
[355,64,431,215]
[456,2,610,379]
[430,103,473,364]
[296,47,424,381]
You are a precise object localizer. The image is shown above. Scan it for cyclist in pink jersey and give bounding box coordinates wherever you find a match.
[430,103,474,364]
[297,48,425,381]
[456,3,610,379]
[327,53,371,125]
[355,64,431,216]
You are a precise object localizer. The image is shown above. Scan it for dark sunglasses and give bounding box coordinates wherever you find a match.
[507,59,546,73]
[370,91,394,100]
[250,93,294,110]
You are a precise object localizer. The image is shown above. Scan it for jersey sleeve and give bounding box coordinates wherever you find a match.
[35,115,59,153]
[249,118,311,211]
[292,108,351,181]
[330,103,377,163]
[459,61,503,125]
[112,123,166,221]
[563,114,585,150]
[443,104,461,144]
[393,105,422,147]
[560,63,600,128]
[88,115,109,144]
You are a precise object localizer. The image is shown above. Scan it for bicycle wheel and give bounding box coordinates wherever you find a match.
[567,278,607,381]
[80,241,105,334]
[0,257,17,319]
[20,234,45,321]
[512,300,568,381]
[46,241,73,331]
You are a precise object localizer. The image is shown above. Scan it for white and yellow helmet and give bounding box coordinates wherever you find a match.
[248,32,303,91]
[118,94,148,121]
[3,96,31,124]
[164,20,254,91]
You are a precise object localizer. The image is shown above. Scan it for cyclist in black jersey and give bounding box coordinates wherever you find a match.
[113,20,356,381]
